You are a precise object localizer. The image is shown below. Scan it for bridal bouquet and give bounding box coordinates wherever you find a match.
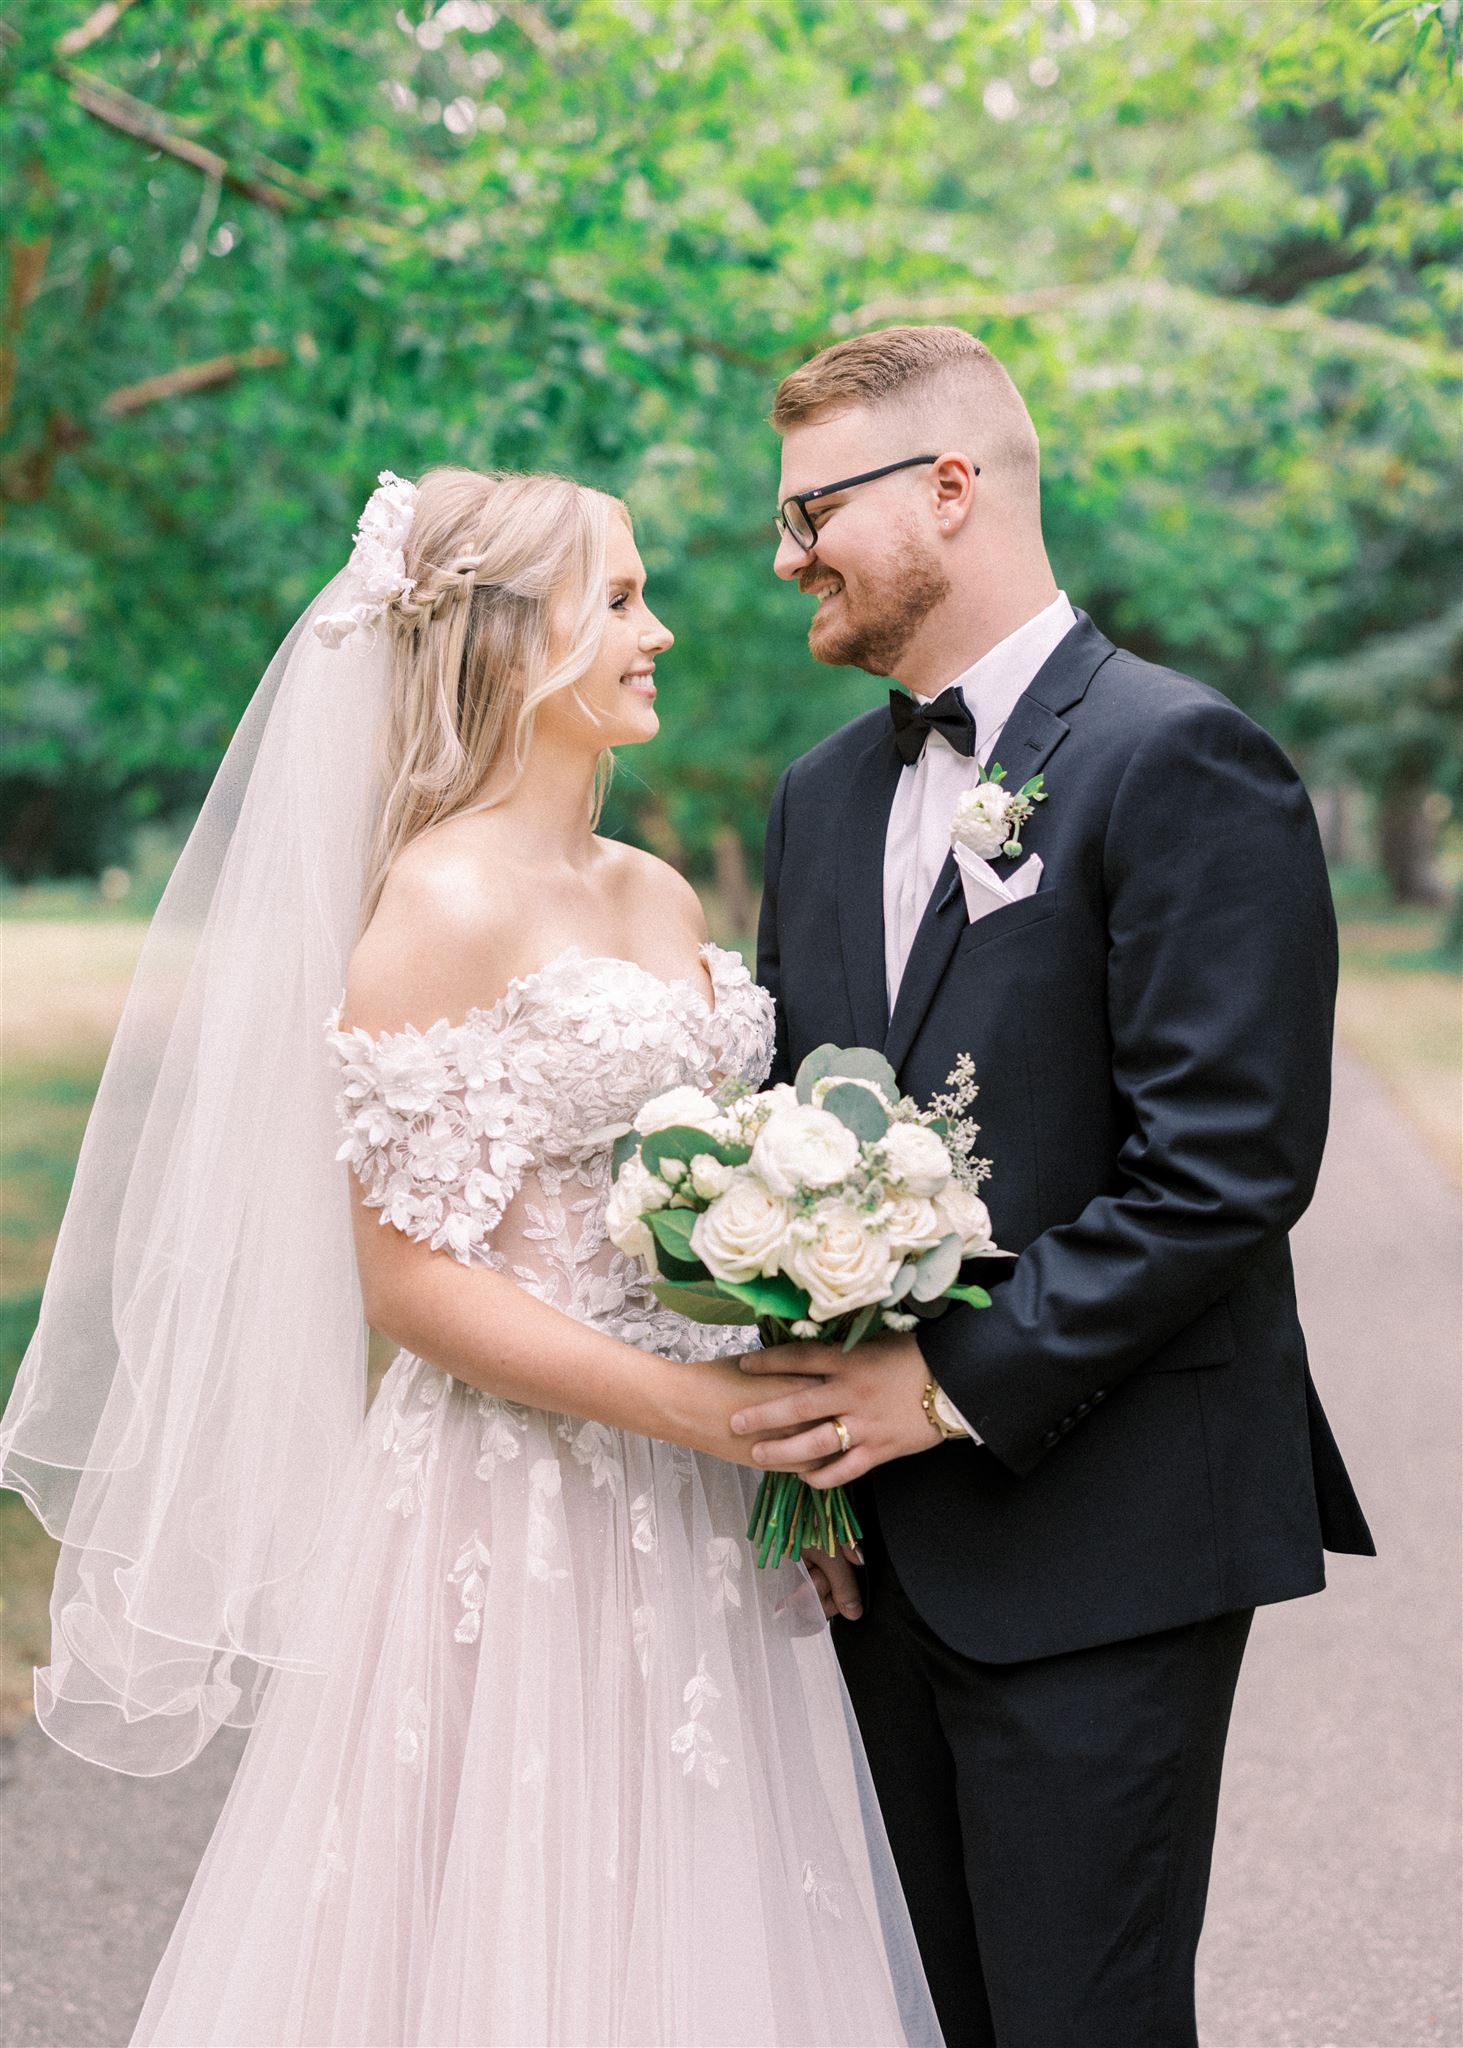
[606,1045,1001,1565]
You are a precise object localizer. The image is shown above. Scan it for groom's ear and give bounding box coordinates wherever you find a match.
[929,453,977,533]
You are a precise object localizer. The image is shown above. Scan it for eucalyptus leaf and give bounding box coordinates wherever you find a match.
[794,1045,845,1104]
[611,1130,642,1177]
[910,1233,963,1302]
[822,1080,889,1142]
[841,1302,880,1351]
[883,1261,919,1305]
[944,1282,993,1309]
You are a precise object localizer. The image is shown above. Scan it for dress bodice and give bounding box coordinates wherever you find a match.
[325,942,775,1359]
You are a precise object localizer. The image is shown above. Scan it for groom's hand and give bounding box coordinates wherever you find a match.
[729,1333,940,1486]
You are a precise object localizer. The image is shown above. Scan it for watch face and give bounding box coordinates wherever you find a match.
[932,1387,966,1437]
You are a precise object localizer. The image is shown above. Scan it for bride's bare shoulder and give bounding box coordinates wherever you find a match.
[596,837,708,943]
[342,818,528,1037]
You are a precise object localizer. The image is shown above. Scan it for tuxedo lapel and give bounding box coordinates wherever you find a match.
[882,613,1117,1077]
[837,730,904,1049]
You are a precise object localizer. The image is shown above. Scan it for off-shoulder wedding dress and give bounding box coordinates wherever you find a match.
[128,940,940,2047]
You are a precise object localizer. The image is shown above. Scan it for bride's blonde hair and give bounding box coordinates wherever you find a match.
[361,465,627,926]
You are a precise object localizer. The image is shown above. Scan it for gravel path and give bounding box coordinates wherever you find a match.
[2,1045,1457,2048]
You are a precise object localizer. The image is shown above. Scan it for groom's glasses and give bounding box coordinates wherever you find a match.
[775,454,979,552]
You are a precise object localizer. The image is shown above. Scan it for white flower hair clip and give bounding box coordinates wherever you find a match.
[313,469,420,647]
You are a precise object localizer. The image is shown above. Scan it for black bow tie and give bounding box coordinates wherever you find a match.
[888,686,976,765]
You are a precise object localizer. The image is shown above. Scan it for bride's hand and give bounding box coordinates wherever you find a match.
[801,1541,865,1622]
[683,1354,828,1469]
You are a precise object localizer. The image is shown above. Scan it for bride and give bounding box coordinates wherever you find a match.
[0,464,942,2047]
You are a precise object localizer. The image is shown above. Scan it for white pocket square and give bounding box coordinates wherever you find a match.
[953,847,1044,925]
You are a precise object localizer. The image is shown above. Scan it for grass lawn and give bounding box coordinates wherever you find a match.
[2,885,1457,1736]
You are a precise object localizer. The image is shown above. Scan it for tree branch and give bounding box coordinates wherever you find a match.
[56,0,145,58]
[59,65,335,212]
[1,236,51,437]
[100,345,288,416]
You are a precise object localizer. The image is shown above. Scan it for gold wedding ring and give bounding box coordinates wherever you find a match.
[833,1416,852,1455]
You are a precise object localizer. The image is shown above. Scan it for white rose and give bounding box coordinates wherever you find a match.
[781,1202,903,1323]
[690,1174,791,1284]
[935,1182,996,1255]
[749,1104,861,1198]
[878,1122,954,1197]
[605,1155,670,1267]
[632,1085,725,1137]
[872,1193,946,1258]
[689,1153,735,1200]
[951,782,1013,859]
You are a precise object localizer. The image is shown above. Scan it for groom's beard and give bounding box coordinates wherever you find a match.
[802,537,951,676]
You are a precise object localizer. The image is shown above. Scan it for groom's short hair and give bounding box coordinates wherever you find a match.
[771,325,1039,488]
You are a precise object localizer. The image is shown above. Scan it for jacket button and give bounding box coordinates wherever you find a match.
[1075,1401,1090,1418]
[1091,1389,1106,1403]
[1058,1415,1073,1432]
[1041,1430,1059,1449]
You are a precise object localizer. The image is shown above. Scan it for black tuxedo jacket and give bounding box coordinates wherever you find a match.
[756,611,1374,1664]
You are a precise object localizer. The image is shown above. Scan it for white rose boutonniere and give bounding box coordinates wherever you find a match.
[951,762,1048,862]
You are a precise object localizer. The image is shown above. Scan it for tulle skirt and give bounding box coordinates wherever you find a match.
[129,1348,942,2046]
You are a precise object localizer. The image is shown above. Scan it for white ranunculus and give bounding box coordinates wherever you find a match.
[950,781,1013,859]
[725,1082,797,1142]
[605,1155,670,1267]
[689,1153,735,1201]
[810,1073,894,1113]
[935,1182,997,1255]
[872,1193,947,1258]
[632,1085,725,1137]
[781,1202,903,1323]
[690,1174,790,1284]
[878,1121,954,1197]
[749,1104,861,1198]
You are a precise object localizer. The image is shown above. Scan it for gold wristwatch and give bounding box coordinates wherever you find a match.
[922,1375,970,1440]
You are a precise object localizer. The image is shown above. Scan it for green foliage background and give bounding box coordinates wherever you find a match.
[3,0,1459,886]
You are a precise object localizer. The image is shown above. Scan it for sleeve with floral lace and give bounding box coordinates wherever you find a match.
[324,1005,539,1268]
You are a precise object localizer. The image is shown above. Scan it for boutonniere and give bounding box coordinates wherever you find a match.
[950,763,1048,862]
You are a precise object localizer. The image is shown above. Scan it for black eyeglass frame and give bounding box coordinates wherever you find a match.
[775,453,980,550]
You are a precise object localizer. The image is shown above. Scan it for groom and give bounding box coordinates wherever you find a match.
[733,325,1374,2047]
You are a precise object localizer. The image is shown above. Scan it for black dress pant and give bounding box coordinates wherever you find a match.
[835,1505,1252,2048]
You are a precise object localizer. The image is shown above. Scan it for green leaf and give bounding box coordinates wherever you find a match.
[823,1047,900,1099]
[611,1130,641,1177]
[641,1125,738,1176]
[650,1281,758,1325]
[841,1301,880,1350]
[943,1283,992,1309]
[910,1233,963,1302]
[714,1272,811,1321]
[882,1260,919,1305]
[794,1044,845,1104]
[822,1080,889,1141]
[645,1208,709,1280]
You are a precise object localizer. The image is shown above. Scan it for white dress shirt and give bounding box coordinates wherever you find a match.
[883,591,1077,1010]
[882,590,1076,1444]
